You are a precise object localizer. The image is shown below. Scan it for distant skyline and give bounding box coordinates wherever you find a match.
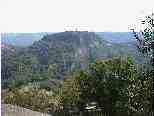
[0,0,153,32]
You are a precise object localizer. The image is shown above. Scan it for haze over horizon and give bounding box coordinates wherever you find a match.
[0,0,153,32]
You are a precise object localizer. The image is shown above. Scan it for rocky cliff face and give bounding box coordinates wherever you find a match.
[28,31,107,74]
[2,104,51,116]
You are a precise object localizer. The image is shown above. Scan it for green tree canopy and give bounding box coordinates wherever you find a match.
[56,58,152,115]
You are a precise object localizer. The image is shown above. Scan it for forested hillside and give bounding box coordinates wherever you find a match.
[1,31,148,89]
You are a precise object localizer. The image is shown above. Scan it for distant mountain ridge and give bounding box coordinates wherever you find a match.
[1,32,136,47]
[1,33,51,47]
[96,32,135,43]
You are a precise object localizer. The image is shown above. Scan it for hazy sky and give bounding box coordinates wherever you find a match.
[0,0,153,32]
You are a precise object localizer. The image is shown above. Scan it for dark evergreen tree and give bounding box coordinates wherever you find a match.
[131,13,154,115]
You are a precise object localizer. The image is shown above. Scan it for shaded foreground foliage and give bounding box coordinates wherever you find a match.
[4,58,152,116]
[55,58,152,116]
